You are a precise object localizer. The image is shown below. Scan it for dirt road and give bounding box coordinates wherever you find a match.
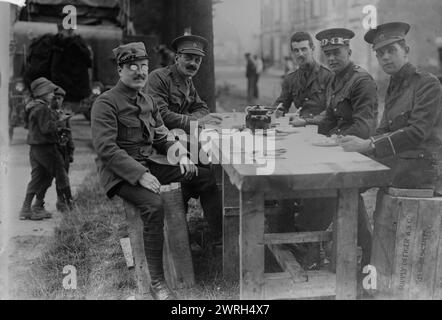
[0,116,95,299]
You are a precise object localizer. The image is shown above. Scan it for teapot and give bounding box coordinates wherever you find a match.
[245,105,271,132]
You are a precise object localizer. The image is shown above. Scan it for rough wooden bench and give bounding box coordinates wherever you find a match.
[121,183,195,298]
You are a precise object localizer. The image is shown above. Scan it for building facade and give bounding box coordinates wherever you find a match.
[260,0,442,81]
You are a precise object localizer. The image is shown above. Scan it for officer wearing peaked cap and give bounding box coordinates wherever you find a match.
[342,22,442,194]
[339,22,442,271]
[91,42,223,300]
[316,28,378,140]
[171,34,208,56]
[314,28,378,268]
[148,34,222,134]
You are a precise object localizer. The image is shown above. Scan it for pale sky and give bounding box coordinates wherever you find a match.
[213,0,261,52]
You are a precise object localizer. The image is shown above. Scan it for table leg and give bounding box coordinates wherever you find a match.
[240,191,265,300]
[222,170,239,280]
[334,188,358,300]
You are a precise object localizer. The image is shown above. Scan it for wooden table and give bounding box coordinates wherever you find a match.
[209,113,391,300]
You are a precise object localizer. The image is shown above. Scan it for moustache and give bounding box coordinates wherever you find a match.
[133,75,146,80]
[186,66,198,71]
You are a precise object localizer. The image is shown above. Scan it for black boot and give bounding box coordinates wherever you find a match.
[20,193,47,221]
[32,199,52,219]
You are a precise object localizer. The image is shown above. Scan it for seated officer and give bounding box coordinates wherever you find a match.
[341,22,442,206]
[91,42,223,300]
[273,31,333,125]
[147,34,222,134]
[316,28,378,139]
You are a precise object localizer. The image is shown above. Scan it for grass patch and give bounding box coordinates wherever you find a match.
[27,171,238,300]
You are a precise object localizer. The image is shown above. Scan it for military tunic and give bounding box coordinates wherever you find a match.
[91,80,176,197]
[147,64,209,134]
[273,62,333,118]
[318,62,378,139]
[371,63,442,191]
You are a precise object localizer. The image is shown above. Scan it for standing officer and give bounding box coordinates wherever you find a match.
[316,28,378,139]
[273,31,333,125]
[341,22,442,194]
[147,34,222,134]
[20,77,72,220]
[91,42,223,300]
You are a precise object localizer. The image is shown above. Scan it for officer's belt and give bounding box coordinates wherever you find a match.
[122,144,153,158]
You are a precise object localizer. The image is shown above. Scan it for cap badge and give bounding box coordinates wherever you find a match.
[379,33,385,41]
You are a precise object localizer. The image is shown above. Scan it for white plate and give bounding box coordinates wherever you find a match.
[275,127,299,134]
[311,140,340,147]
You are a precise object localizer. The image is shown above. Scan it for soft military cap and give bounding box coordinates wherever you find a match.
[113,42,149,65]
[54,86,66,97]
[171,35,208,57]
[364,22,411,51]
[316,28,355,51]
[31,77,57,98]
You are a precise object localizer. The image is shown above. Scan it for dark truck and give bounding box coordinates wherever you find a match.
[9,0,158,140]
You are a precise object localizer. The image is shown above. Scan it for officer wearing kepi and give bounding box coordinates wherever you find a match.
[148,34,223,134]
[316,28,378,139]
[341,22,442,194]
[91,42,223,300]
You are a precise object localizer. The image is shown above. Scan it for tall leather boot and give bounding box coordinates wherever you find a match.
[141,218,176,300]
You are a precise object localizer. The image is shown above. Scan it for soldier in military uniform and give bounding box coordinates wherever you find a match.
[340,22,442,270]
[147,34,222,134]
[289,28,378,269]
[20,77,72,220]
[342,22,442,194]
[269,32,334,269]
[91,42,223,300]
[316,28,378,139]
[273,31,333,126]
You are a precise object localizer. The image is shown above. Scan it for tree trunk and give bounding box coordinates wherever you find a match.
[133,0,216,112]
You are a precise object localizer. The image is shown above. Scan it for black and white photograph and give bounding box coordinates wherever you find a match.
[0,0,442,305]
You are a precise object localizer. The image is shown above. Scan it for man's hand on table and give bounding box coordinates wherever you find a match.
[289,116,307,127]
[199,114,223,127]
[339,135,373,153]
[179,156,198,180]
[274,103,285,118]
[139,172,161,194]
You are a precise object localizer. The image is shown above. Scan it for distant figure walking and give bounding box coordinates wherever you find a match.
[245,53,257,104]
[253,54,263,99]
